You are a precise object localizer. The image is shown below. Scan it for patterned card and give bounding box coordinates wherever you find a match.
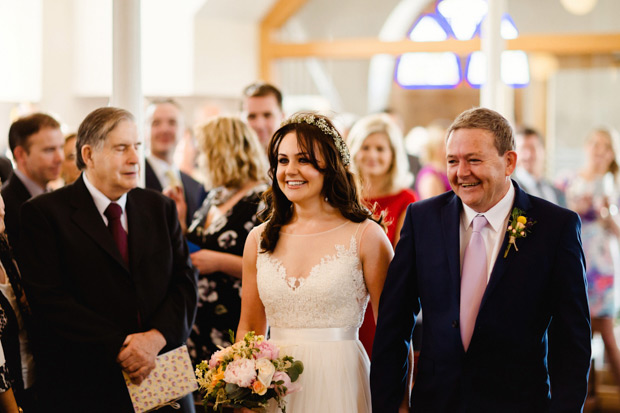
[124,345,198,413]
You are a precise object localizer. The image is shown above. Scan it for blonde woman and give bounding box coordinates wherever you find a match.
[347,113,416,358]
[415,121,451,200]
[565,127,620,392]
[169,116,268,365]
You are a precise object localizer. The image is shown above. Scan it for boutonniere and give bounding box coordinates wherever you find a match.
[503,207,536,258]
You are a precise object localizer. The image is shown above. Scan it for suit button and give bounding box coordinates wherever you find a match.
[452,320,459,328]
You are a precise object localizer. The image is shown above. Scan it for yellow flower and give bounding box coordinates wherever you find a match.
[517,216,527,224]
[210,366,225,388]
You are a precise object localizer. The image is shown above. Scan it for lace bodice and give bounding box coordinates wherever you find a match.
[256,221,370,329]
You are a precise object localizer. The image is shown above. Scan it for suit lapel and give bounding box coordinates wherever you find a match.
[126,190,149,274]
[441,193,462,293]
[70,177,130,272]
[479,182,533,309]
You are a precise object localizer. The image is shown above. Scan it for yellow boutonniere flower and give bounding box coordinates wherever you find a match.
[504,208,536,258]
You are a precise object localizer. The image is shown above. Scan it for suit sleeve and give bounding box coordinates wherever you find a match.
[548,212,592,412]
[370,204,420,412]
[18,200,127,360]
[146,197,198,348]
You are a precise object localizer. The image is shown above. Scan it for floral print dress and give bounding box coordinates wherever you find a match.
[186,184,267,365]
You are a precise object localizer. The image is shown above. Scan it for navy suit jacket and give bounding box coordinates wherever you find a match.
[371,182,591,412]
[144,159,207,227]
[17,176,198,412]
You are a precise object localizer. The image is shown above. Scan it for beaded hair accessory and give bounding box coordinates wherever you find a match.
[280,113,351,166]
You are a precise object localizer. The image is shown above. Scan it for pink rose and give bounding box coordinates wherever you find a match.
[208,347,231,369]
[272,371,301,396]
[254,340,279,360]
[223,358,256,388]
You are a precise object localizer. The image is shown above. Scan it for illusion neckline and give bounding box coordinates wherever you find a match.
[279,220,350,237]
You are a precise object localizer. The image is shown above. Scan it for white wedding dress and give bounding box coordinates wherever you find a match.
[255,220,372,412]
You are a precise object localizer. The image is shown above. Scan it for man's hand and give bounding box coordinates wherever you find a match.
[117,329,166,385]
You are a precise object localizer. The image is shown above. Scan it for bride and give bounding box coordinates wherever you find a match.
[236,113,393,412]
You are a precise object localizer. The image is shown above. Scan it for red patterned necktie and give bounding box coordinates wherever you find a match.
[104,202,128,265]
[460,214,488,351]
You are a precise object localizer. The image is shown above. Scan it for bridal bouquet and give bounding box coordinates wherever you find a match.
[196,331,304,412]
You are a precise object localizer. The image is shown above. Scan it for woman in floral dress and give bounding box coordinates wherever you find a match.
[170,116,268,365]
[565,127,620,394]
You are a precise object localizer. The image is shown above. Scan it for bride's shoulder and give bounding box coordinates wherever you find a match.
[357,219,392,252]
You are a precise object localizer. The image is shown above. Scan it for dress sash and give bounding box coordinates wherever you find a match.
[270,327,358,342]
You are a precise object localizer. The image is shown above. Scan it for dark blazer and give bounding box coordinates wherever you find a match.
[370,182,591,412]
[1,173,32,248]
[17,176,198,412]
[144,159,206,227]
[0,156,13,184]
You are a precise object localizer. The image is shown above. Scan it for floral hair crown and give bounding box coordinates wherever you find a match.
[280,113,351,166]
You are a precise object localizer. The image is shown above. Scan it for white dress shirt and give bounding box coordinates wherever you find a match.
[83,172,128,232]
[459,182,515,282]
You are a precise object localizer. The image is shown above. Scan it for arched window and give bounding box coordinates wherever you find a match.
[394,0,529,89]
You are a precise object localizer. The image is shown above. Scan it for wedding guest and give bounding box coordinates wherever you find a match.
[145,99,206,228]
[241,82,285,148]
[168,116,268,365]
[513,127,566,206]
[371,107,590,412]
[415,121,451,200]
[347,113,416,357]
[2,113,64,247]
[61,133,80,185]
[237,113,393,412]
[565,127,620,396]
[0,193,36,412]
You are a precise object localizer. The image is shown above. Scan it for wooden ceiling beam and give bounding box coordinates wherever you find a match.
[265,33,620,60]
[259,0,308,81]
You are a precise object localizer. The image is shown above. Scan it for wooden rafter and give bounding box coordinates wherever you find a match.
[259,0,308,81]
[266,33,620,59]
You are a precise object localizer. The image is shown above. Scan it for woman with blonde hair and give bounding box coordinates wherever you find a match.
[168,116,268,365]
[347,113,417,357]
[565,127,620,394]
[415,121,451,200]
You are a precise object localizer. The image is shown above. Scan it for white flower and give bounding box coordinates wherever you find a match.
[255,358,276,386]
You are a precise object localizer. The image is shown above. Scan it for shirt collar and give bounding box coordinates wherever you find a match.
[14,169,47,197]
[462,181,515,233]
[82,172,128,217]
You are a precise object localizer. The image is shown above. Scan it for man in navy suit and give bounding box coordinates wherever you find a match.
[371,107,591,412]
[18,107,198,412]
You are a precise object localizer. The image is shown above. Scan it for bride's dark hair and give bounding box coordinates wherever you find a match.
[259,113,371,253]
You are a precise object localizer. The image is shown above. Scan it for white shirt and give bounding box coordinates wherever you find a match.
[147,155,183,189]
[459,182,515,282]
[83,172,128,232]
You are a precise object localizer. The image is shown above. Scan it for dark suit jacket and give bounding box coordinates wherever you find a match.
[17,176,198,412]
[1,173,32,248]
[144,159,206,227]
[0,156,13,184]
[370,182,591,413]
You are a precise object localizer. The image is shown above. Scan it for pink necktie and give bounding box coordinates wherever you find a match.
[460,214,488,351]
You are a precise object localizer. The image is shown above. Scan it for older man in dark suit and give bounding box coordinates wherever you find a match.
[18,107,198,412]
[371,107,591,412]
